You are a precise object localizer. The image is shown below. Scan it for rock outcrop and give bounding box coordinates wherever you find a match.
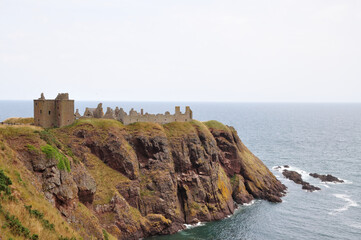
[0,119,286,239]
[282,170,320,192]
[309,173,344,183]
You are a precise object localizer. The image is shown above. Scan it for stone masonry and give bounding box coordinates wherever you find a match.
[34,93,75,128]
[34,93,193,127]
[78,105,193,125]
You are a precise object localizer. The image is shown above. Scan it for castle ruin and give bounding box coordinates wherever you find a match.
[78,104,193,125]
[34,93,75,128]
[34,93,193,127]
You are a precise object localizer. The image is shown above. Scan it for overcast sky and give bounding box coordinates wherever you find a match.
[0,0,360,102]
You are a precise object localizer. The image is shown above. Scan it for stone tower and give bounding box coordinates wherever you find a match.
[34,93,75,128]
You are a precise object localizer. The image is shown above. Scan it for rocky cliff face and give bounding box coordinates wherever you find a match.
[0,119,286,239]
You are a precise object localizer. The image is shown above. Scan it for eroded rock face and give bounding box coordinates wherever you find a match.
[72,165,97,204]
[4,120,287,239]
[69,122,286,238]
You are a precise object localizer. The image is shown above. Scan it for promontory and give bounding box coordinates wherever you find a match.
[0,118,286,239]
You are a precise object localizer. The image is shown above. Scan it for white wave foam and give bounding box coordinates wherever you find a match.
[343,179,353,184]
[329,194,359,215]
[242,200,256,206]
[320,183,330,188]
[272,165,310,180]
[184,221,205,229]
[350,223,361,229]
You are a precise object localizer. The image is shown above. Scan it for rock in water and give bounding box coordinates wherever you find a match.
[309,173,344,183]
[282,170,320,192]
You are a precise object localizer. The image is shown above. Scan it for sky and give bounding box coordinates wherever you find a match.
[0,0,360,102]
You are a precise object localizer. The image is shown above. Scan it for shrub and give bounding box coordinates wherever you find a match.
[39,130,62,148]
[58,236,77,240]
[26,144,40,154]
[24,205,55,231]
[0,169,12,196]
[31,234,39,240]
[4,212,31,238]
[103,229,110,240]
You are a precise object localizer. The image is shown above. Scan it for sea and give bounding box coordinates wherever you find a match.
[1,101,360,240]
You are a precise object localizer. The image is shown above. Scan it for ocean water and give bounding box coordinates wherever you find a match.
[1,101,360,240]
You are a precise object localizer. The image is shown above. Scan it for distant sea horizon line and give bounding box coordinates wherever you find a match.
[1,100,361,104]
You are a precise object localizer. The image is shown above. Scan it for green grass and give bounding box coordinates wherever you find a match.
[0,169,12,196]
[26,144,40,155]
[70,118,124,130]
[0,141,5,151]
[41,144,71,172]
[203,120,230,131]
[39,130,62,148]
[0,126,39,138]
[24,205,55,231]
[125,122,164,135]
[102,229,110,240]
[3,117,34,125]
[163,122,196,137]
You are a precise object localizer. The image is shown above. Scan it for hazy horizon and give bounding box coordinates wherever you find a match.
[1,0,360,102]
[1,99,361,103]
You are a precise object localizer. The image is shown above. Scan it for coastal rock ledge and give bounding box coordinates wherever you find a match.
[0,119,286,239]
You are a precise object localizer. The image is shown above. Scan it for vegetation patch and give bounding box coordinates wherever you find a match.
[0,125,39,138]
[103,229,110,240]
[0,169,12,196]
[230,174,239,187]
[41,144,71,172]
[39,130,62,148]
[163,122,196,137]
[25,205,55,231]
[1,211,39,239]
[84,153,129,205]
[71,118,124,130]
[58,236,77,240]
[26,144,40,154]
[0,141,5,151]
[126,122,164,136]
[203,120,230,132]
[0,169,39,239]
[3,117,34,125]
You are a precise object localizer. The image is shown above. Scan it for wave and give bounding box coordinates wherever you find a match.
[272,165,310,180]
[342,179,353,184]
[184,221,205,229]
[329,194,359,215]
[242,200,256,206]
[320,182,330,188]
[350,223,361,229]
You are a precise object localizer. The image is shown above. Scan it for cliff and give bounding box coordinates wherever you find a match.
[0,119,286,239]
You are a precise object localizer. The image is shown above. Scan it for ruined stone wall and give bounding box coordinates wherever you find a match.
[81,104,193,125]
[101,106,193,125]
[121,111,192,125]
